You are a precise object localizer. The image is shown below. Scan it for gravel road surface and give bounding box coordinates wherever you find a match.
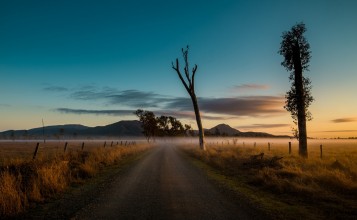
[73,144,261,220]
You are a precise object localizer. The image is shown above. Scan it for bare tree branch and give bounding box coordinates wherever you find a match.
[172,58,190,93]
[182,47,192,87]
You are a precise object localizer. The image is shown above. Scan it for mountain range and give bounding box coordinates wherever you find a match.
[206,124,280,137]
[0,120,143,139]
[0,121,287,139]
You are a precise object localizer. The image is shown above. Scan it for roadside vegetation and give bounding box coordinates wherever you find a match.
[0,141,152,217]
[181,139,357,219]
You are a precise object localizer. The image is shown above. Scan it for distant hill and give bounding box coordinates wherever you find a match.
[0,120,288,139]
[84,120,142,136]
[0,120,143,139]
[206,124,241,136]
[206,123,280,138]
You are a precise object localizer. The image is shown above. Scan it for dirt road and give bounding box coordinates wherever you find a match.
[73,145,261,219]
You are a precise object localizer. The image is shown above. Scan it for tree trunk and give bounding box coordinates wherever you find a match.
[293,44,308,158]
[190,93,206,150]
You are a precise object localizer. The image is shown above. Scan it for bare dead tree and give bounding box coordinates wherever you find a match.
[172,46,205,150]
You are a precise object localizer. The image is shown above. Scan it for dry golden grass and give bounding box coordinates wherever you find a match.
[0,171,25,216]
[0,140,152,217]
[182,138,357,219]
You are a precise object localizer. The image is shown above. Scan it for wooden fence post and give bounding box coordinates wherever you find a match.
[104,141,106,148]
[320,144,323,159]
[33,142,40,160]
[268,142,270,151]
[81,142,85,151]
[64,142,68,153]
[254,142,256,148]
[111,141,113,147]
[289,142,291,154]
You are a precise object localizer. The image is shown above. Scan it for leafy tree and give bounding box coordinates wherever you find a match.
[172,46,206,150]
[135,109,192,139]
[157,115,189,137]
[167,117,182,136]
[157,116,170,136]
[135,109,158,142]
[279,22,314,158]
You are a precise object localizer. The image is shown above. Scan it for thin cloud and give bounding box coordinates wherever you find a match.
[49,85,285,118]
[155,110,235,120]
[107,90,171,107]
[167,96,285,117]
[236,124,290,130]
[55,108,134,116]
[70,88,171,108]
[200,96,284,116]
[43,86,69,92]
[55,108,232,121]
[232,84,270,91]
[331,118,356,123]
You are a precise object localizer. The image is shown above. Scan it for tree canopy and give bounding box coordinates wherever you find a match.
[134,109,192,142]
[279,23,314,125]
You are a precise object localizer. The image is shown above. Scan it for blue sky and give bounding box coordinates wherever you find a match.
[1,0,357,138]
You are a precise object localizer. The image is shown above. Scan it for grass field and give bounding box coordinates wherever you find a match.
[0,139,153,217]
[182,138,357,219]
[2,138,356,218]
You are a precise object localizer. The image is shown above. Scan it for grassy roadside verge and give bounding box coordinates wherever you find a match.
[18,146,153,219]
[180,145,357,220]
[0,143,154,218]
[186,156,313,220]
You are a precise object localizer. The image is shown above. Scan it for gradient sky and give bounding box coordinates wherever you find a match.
[1,0,357,138]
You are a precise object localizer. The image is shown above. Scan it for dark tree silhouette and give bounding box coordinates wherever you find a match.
[135,109,192,140]
[135,109,158,142]
[168,116,184,136]
[172,46,206,150]
[157,116,170,136]
[279,22,314,158]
